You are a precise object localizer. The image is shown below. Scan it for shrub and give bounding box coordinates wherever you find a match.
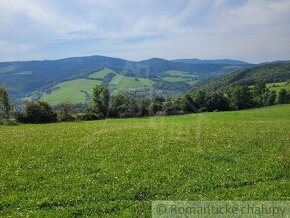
[58,102,75,122]
[16,101,57,123]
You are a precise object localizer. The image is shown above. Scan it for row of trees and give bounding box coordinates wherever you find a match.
[1,82,290,124]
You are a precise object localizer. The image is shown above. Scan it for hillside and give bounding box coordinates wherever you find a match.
[1,105,289,217]
[196,62,290,92]
[0,55,250,105]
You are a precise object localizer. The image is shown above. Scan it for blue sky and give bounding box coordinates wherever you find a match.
[0,0,289,63]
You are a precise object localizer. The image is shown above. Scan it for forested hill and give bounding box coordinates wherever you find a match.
[0,55,250,104]
[195,62,290,92]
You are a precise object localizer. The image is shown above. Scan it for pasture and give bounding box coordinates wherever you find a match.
[0,105,289,217]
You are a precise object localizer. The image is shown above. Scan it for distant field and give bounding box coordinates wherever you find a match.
[41,79,101,105]
[0,66,18,74]
[161,70,198,84]
[161,76,187,82]
[14,71,33,76]
[25,69,156,105]
[1,105,289,217]
[89,68,115,79]
[164,70,196,78]
[110,74,155,89]
[267,81,290,92]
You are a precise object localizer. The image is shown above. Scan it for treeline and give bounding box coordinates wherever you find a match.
[1,82,290,124]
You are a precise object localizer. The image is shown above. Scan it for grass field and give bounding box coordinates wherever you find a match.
[0,66,18,74]
[89,68,116,79]
[267,81,290,92]
[161,70,197,84]
[41,79,101,105]
[33,70,155,105]
[1,105,289,217]
[14,71,33,76]
[163,70,196,78]
[110,75,155,89]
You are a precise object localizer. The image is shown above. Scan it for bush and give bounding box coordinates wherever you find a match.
[0,119,18,126]
[16,101,57,123]
[58,102,75,122]
[78,107,104,121]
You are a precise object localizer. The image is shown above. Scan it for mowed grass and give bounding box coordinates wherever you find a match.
[89,68,116,79]
[267,81,290,92]
[1,105,290,217]
[41,79,101,105]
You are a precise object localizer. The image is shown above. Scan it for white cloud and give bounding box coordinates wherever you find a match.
[0,0,289,62]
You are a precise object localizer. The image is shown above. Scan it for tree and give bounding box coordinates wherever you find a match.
[181,94,197,113]
[278,89,288,104]
[228,84,253,110]
[92,85,110,118]
[58,102,75,122]
[193,91,207,110]
[16,101,57,123]
[264,91,277,106]
[0,86,12,120]
[252,82,269,107]
[109,93,140,118]
[205,92,230,112]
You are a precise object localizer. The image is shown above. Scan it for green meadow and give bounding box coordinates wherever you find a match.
[89,68,116,79]
[0,66,18,74]
[267,81,290,92]
[36,69,156,105]
[42,79,101,105]
[110,74,155,89]
[1,105,289,217]
[161,70,197,84]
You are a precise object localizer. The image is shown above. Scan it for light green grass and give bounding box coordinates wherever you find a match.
[88,68,116,79]
[41,79,101,105]
[164,70,196,78]
[161,76,197,84]
[0,66,18,74]
[162,70,198,84]
[110,75,155,89]
[25,75,155,105]
[267,81,290,92]
[0,105,289,217]
[222,66,243,70]
[14,71,33,76]
[161,76,189,82]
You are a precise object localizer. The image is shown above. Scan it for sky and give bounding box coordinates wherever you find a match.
[0,0,290,63]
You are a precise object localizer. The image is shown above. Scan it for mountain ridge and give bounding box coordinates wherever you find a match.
[0,55,253,105]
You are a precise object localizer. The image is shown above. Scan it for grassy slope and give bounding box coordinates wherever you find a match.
[35,69,156,105]
[42,79,101,105]
[0,66,18,74]
[267,82,290,92]
[14,71,33,76]
[161,70,197,84]
[1,105,289,217]
[110,75,155,89]
[197,63,290,92]
[89,68,115,79]
[164,70,196,77]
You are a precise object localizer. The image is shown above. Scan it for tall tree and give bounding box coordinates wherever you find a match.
[228,84,253,110]
[252,82,269,107]
[278,89,288,104]
[92,85,110,118]
[0,86,12,119]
